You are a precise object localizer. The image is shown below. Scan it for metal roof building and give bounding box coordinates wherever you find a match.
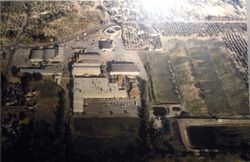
[78,52,101,61]
[110,64,140,76]
[29,46,64,63]
[43,49,57,61]
[99,39,113,51]
[29,49,44,62]
[73,52,102,77]
[19,63,63,76]
[77,59,102,66]
[72,66,101,77]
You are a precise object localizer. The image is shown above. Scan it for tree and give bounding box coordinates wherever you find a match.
[20,73,33,92]
[32,72,43,81]
[11,65,19,75]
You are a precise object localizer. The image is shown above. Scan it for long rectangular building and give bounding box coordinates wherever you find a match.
[110,64,140,76]
[73,77,128,113]
[72,66,101,76]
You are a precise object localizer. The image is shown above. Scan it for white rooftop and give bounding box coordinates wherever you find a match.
[73,77,128,113]
[74,77,127,99]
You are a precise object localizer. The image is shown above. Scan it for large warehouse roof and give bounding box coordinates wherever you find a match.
[110,64,140,76]
[72,66,101,76]
[30,49,44,60]
[44,49,57,60]
[111,64,139,72]
[73,77,128,113]
[78,52,101,61]
[29,47,61,62]
[74,77,127,99]
[99,39,113,50]
[77,59,102,66]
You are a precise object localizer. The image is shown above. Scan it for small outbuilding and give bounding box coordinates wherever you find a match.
[99,39,113,51]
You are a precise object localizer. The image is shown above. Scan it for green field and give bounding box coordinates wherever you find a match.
[185,38,248,115]
[72,117,140,137]
[140,38,249,116]
[140,53,179,104]
[70,117,141,156]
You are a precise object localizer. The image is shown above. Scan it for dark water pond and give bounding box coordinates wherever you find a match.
[153,107,168,116]
[188,126,250,151]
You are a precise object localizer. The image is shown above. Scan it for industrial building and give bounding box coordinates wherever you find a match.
[29,46,64,64]
[19,63,63,84]
[73,77,128,113]
[72,52,102,77]
[99,39,113,51]
[72,65,101,77]
[110,63,140,76]
[77,52,102,62]
[19,63,63,75]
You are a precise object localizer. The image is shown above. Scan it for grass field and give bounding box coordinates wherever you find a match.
[205,39,249,115]
[72,117,140,138]
[187,43,232,114]
[70,117,140,154]
[139,53,179,104]
[140,37,249,116]
[165,39,209,115]
[185,38,248,115]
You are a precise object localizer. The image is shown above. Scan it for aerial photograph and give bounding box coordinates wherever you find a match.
[0,0,249,161]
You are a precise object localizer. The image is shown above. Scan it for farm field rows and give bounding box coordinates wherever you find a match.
[140,37,249,116]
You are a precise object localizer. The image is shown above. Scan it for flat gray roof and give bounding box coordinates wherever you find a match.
[74,77,127,99]
[30,49,43,60]
[79,53,102,60]
[111,64,139,72]
[30,48,58,60]
[99,40,113,49]
[73,77,128,112]
[44,49,57,60]
[77,59,102,65]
